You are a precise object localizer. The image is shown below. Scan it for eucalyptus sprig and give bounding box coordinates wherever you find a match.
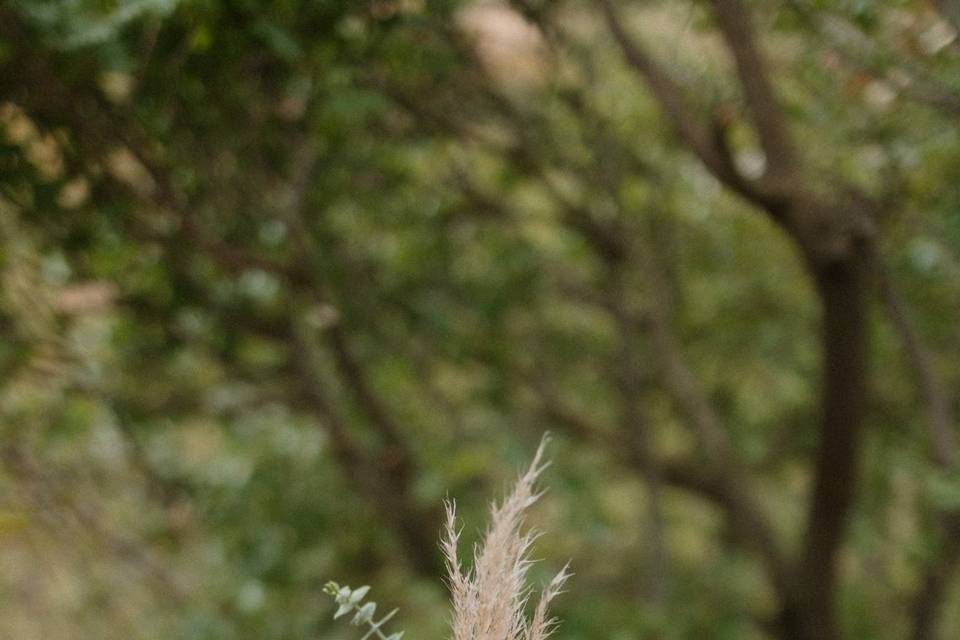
[323,581,404,640]
[322,437,567,640]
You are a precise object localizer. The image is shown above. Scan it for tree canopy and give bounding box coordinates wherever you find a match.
[1,1,960,639]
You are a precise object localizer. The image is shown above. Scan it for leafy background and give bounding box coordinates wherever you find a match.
[1,1,959,639]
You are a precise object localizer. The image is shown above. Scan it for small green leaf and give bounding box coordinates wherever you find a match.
[349,585,370,604]
[352,602,376,625]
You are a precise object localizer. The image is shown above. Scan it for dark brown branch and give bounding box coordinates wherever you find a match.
[107,109,442,577]
[594,0,772,207]
[533,199,791,603]
[288,331,365,478]
[608,266,671,606]
[267,151,445,577]
[709,0,798,180]
[326,326,407,457]
[461,64,790,600]
[539,396,793,599]
[439,19,788,598]
[635,246,795,602]
[632,211,739,467]
[594,7,875,637]
[178,215,303,280]
[797,253,871,640]
[289,324,441,578]
[656,457,794,599]
[640,301,796,608]
[648,313,734,462]
[107,85,442,575]
[879,268,957,467]
[877,267,960,639]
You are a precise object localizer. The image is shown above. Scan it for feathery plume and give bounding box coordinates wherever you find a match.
[324,436,569,640]
[442,436,570,640]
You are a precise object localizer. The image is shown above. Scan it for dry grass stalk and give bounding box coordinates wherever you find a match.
[442,438,570,640]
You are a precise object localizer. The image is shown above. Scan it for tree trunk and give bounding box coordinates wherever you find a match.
[795,247,872,640]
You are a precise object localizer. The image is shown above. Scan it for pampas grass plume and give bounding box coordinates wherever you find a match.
[442,436,570,640]
[325,436,569,640]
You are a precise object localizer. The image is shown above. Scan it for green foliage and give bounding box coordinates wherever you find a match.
[17,0,179,48]
[1,0,959,639]
[324,582,405,640]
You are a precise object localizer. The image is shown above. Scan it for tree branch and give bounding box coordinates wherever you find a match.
[594,0,775,208]
[879,267,957,467]
[538,393,793,599]
[708,0,798,180]
[877,266,960,639]
[607,264,671,606]
[288,325,441,577]
[34,63,443,576]
[797,254,871,640]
